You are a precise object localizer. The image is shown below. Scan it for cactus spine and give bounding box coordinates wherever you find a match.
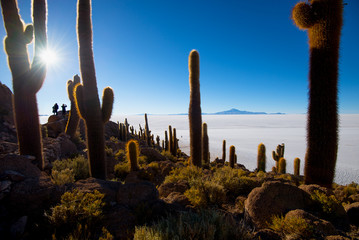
[1,0,47,169]
[278,157,286,174]
[222,140,226,162]
[292,0,342,188]
[74,0,114,179]
[229,145,235,168]
[272,143,285,170]
[188,50,202,167]
[65,75,81,138]
[294,157,301,176]
[126,139,139,171]
[202,123,209,166]
[257,143,266,172]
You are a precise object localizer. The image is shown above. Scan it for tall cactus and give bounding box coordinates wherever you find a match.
[65,75,81,138]
[172,128,178,156]
[144,113,151,146]
[127,139,139,171]
[202,122,209,166]
[188,50,202,167]
[74,0,114,179]
[272,143,285,170]
[168,125,173,154]
[229,145,236,168]
[164,130,168,151]
[257,143,266,172]
[1,0,47,169]
[292,0,342,188]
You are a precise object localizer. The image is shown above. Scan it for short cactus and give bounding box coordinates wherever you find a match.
[229,145,235,168]
[65,75,81,138]
[188,50,202,167]
[202,123,209,166]
[272,143,285,170]
[168,125,173,154]
[1,0,47,169]
[257,143,266,172]
[278,157,286,174]
[222,140,226,162]
[126,140,139,171]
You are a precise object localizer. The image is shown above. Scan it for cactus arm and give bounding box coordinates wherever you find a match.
[74,84,87,120]
[28,0,47,93]
[101,87,114,123]
[292,2,316,30]
[65,75,81,138]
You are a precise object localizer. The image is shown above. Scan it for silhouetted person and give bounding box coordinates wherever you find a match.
[61,104,67,116]
[52,103,59,115]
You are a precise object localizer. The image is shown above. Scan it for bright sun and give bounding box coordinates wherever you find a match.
[40,48,58,65]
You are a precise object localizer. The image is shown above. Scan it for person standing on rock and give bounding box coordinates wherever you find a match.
[52,103,59,115]
[61,104,67,116]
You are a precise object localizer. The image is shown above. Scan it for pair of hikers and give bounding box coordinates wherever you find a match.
[52,103,67,116]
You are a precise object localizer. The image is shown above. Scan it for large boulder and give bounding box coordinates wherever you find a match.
[158,180,189,198]
[345,202,359,226]
[117,181,158,208]
[46,115,66,138]
[0,82,14,125]
[244,181,314,229]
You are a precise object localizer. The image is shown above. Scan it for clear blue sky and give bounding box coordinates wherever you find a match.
[1,0,358,115]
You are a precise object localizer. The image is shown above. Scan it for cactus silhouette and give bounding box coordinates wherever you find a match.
[74,0,114,179]
[172,128,178,156]
[222,140,226,162]
[145,113,151,146]
[272,143,285,170]
[278,157,286,174]
[229,145,236,168]
[294,157,301,176]
[168,125,173,154]
[1,0,47,169]
[202,123,209,166]
[257,143,266,172]
[127,139,139,171]
[292,0,342,187]
[65,75,81,138]
[188,50,202,167]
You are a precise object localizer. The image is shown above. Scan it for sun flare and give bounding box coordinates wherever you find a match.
[40,48,58,65]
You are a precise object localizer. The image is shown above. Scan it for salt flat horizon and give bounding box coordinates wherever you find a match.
[40,114,359,185]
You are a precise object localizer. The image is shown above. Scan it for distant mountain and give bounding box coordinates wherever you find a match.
[214,108,267,115]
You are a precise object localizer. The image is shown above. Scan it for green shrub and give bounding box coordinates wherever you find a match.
[113,161,130,181]
[184,180,226,207]
[52,155,89,181]
[51,168,75,185]
[161,150,177,162]
[133,210,253,240]
[310,190,341,220]
[115,149,126,161]
[47,189,106,239]
[164,166,203,185]
[269,215,314,239]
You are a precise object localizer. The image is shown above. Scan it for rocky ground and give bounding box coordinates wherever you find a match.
[1,82,359,239]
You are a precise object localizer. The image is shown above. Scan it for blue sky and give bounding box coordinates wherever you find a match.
[1,0,358,115]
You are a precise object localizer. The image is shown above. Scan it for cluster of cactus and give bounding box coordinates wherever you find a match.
[292,0,342,188]
[188,50,202,167]
[118,122,128,142]
[65,75,81,139]
[1,0,47,169]
[272,143,285,172]
[257,143,266,172]
[73,0,114,179]
[164,125,178,156]
[202,123,209,166]
[126,139,139,171]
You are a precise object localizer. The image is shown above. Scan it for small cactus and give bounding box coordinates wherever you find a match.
[294,157,301,176]
[278,157,286,174]
[272,143,285,170]
[229,145,236,168]
[168,125,173,154]
[188,50,202,167]
[257,143,266,172]
[126,140,139,171]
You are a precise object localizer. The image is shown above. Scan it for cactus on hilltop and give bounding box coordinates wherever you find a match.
[1,0,47,169]
[257,143,266,172]
[292,0,342,188]
[188,50,202,167]
[272,143,285,170]
[65,75,81,138]
[278,157,286,174]
[294,157,301,176]
[229,145,236,168]
[74,0,114,179]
